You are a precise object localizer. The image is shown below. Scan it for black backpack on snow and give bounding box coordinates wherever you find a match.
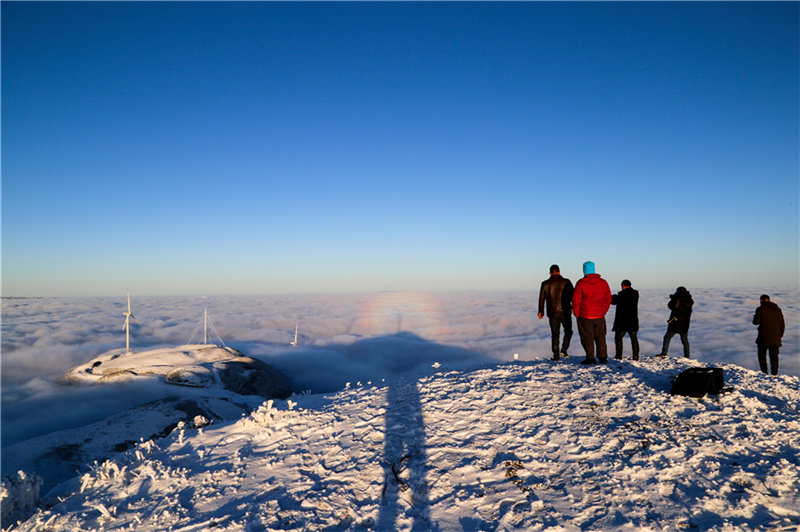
[670,367,725,398]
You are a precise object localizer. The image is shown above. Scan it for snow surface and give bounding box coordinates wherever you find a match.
[6,356,800,531]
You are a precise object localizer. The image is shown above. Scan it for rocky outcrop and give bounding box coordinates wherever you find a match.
[216,357,293,399]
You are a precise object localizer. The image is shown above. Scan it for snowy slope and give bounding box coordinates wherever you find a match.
[2,344,293,508]
[8,356,799,531]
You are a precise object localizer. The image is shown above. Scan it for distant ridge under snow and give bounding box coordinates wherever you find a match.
[57,344,293,399]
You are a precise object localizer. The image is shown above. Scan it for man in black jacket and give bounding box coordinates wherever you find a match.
[657,286,693,358]
[611,279,639,360]
[538,264,574,361]
[753,294,785,375]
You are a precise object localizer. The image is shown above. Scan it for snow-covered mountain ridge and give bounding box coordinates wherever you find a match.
[57,344,292,399]
[7,355,799,531]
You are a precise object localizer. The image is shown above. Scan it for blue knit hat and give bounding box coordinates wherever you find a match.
[583,261,595,275]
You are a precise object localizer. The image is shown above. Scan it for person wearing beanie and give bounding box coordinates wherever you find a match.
[656,286,694,358]
[753,294,785,375]
[611,279,640,360]
[572,261,612,364]
[537,264,574,361]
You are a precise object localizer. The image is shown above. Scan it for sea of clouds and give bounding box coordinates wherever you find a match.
[2,288,797,447]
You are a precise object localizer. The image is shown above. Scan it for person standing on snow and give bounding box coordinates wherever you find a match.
[657,286,693,358]
[753,294,785,375]
[611,279,640,360]
[572,261,612,365]
[538,264,574,361]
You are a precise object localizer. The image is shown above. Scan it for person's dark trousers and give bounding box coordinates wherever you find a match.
[549,313,573,356]
[615,331,639,359]
[757,344,779,375]
[661,330,690,358]
[577,317,607,361]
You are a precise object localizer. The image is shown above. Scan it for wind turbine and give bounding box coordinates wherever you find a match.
[122,289,138,352]
[203,308,208,344]
[290,324,298,347]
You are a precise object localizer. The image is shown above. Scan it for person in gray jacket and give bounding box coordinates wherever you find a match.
[753,294,785,375]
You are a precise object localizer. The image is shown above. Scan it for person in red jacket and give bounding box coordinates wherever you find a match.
[572,261,612,364]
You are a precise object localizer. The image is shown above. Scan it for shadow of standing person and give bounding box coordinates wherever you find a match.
[377,377,434,530]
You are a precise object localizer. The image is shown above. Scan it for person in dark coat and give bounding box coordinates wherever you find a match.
[538,264,574,361]
[753,294,785,375]
[657,286,693,358]
[611,280,639,360]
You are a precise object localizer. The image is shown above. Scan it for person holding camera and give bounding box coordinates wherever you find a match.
[656,286,693,358]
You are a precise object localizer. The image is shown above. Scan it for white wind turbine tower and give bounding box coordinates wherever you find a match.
[122,289,138,353]
[203,308,208,344]
[290,324,298,347]
[187,307,225,346]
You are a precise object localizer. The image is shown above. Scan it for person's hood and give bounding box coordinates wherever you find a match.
[581,273,604,285]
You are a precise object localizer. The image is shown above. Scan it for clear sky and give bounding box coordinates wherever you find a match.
[2,2,798,297]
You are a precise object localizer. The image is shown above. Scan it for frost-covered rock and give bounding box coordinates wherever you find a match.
[1,470,43,528]
[216,356,292,399]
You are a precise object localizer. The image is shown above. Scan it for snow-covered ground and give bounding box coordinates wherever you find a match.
[7,356,800,531]
[2,289,798,529]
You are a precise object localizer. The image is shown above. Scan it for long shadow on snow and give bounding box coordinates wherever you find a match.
[267,332,493,530]
[377,376,436,531]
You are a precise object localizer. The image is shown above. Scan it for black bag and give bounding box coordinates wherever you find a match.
[670,367,724,398]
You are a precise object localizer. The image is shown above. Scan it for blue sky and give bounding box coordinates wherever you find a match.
[2,2,798,296]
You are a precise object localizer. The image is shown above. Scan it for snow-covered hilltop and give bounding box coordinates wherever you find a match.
[57,344,292,399]
[6,356,800,531]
